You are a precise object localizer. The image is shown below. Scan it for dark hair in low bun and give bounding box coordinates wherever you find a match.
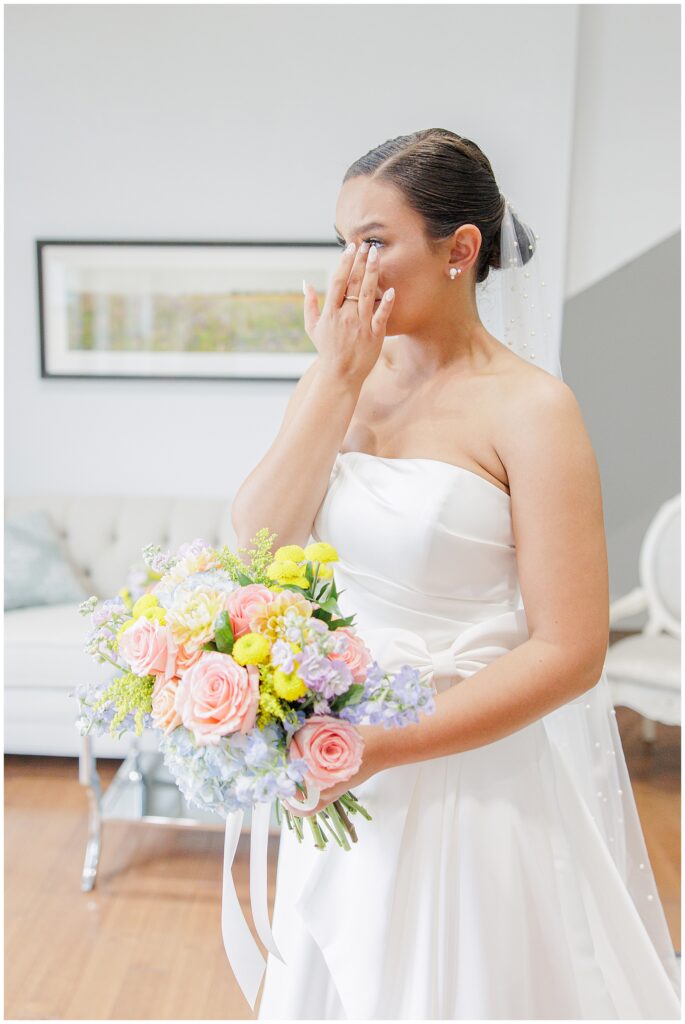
[488,206,537,273]
[343,128,536,284]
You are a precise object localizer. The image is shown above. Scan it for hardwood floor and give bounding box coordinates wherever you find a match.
[4,707,680,1020]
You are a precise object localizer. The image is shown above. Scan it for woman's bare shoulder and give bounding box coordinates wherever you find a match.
[487,348,581,471]
[490,341,572,404]
[494,356,587,467]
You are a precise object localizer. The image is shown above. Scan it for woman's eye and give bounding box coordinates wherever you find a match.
[335,237,384,249]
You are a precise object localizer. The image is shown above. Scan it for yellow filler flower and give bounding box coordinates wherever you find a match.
[273,544,307,563]
[272,669,308,701]
[232,632,271,666]
[266,559,309,589]
[304,542,338,563]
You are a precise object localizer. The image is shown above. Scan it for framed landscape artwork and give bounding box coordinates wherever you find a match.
[37,240,339,381]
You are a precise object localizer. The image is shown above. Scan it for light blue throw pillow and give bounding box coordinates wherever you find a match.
[4,508,90,610]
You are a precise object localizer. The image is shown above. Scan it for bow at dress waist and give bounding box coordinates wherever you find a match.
[360,604,530,693]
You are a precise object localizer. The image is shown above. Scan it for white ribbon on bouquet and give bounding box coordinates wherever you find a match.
[220,782,321,1010]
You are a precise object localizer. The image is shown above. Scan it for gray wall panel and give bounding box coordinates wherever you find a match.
[562,231,680,622]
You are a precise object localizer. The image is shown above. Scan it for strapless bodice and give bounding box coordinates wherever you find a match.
[310,450,529,693]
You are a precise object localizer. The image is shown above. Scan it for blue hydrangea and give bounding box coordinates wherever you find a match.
[157,722,309,817]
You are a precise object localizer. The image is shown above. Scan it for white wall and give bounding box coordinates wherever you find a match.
[565,4,681,298]
[5,4,578,497]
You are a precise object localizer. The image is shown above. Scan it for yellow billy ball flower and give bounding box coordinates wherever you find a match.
[116,618,137,642]
[267,559,304,584]
[132,593,159,618]
[304,541,338,564]
[232,632,271,666]
[144,606,167,625]
[274,544,307,563]
[272,669,308,701]
[316,564,334,579]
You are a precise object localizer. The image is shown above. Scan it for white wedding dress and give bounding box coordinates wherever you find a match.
[257,450,681,1020]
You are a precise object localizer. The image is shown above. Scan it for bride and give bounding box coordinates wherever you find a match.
[230,128,681,1019]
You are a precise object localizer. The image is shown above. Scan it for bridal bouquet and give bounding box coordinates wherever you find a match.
[72,528,436,851]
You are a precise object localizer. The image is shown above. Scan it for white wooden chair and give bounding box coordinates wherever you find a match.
[604,494,681,742]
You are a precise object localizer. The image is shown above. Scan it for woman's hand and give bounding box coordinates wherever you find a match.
[287,722,390,818]
[303,241,395,387]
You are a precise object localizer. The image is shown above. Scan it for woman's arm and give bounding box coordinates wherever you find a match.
[231,360,363,552]
[231,239,390,555]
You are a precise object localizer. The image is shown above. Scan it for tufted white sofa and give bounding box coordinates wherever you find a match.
[4,494,237,757]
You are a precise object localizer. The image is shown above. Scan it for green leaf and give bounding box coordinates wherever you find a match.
[329,683,365,711]
[329,614,355,630]
[214,610,235,654]
[313,578,331,598]
[275,581,310,594]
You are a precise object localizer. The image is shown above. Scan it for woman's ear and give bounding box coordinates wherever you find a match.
[449,224,482,272]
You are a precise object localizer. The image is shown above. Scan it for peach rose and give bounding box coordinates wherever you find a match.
[163,628,204,679]
[289,715,364,789]
[151,676,183,735]
[333,627,373,682]
[174,640,204,674]
[174,651,260,746]
[224,583,276,639]
[118,617,174,678]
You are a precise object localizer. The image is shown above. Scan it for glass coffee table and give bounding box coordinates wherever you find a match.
[78,731,279,891]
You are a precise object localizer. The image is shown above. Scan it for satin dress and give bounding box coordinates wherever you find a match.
[257,450,681,1020]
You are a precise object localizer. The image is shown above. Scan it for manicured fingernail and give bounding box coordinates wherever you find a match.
[345,242,355,254]
[385,288,395,300]
[368,245,378,262]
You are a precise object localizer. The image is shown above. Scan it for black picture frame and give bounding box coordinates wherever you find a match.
[37,238,338,382]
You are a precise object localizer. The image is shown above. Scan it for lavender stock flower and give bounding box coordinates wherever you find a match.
[297,647,353,699]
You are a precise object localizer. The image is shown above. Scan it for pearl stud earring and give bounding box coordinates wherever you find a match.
[450,268,463,279]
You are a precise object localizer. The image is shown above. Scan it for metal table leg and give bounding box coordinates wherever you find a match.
[78,732,102,892]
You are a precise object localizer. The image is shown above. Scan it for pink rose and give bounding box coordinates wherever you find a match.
[174,651,260,746]
[118,617,174,678]
[289,715,364,789]
[151,677,183,735]
[224,583,275,639]
[174,640,204,674]
[163,628,204,678]
[333,627,373,682]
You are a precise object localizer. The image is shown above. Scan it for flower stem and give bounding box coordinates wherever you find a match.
[97,648,123,670]
[318,810,344,848]
[307,815,327,850]
[332,799,357,843]
[292,812,304,842]
[325,802,351,850]
[341,791,373,821]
